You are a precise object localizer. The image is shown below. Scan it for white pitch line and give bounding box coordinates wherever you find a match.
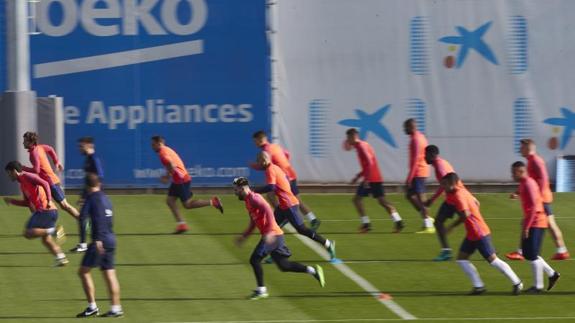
[284,225,417,321]
[34,40,203,78]
[319,217,575,222]
[160,316,575,323]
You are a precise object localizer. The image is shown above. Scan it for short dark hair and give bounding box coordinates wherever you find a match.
[346,128,359,136]
[252,130,267,139]
[5,161,22,172]
[441,172,459,185]
[425,145,439,156]
[78,136,94,144]
[233,177,249,187]
[23,131,38,145]
[520,138,535,146]
[512,161,526,168]
[404,118,416,127]
[85,173,101,188]
[151,135,165,143]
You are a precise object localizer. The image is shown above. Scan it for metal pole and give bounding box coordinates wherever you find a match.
[6,0,30,91]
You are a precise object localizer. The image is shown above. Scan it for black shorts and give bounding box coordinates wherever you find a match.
[522,228,545,261]
[436,202,457,220]
[50,184,66,203]
[406,177,426,195]
[168,181,193,202]
[252,235,291,259]
[81,243,116,270]
[356,182,384,198]
[26,210,58,229]
[460,235,496,260]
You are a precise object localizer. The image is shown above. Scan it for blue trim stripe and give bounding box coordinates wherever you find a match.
[513,98,533,154]
[410,16,430,76]
[508,16,528,75]
[309,99,330,158]
[406,98,427,134]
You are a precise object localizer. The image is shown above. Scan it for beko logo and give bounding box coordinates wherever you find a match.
[37,0,207,37]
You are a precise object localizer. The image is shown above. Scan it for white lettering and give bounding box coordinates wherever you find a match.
[123,0,166,35]
[63,105,80,124]
[127,105,146,129]
[38,0,77,37]
[108,105,127,129]
[81,0,121,36]
[238,104,253,122]
[86,101,108,124]
[203,104,218,123]
[162,0,207,35]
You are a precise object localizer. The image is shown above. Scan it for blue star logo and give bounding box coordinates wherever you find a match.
[338,105,397,148]
[439,21,499,68]
[544,107,575,149]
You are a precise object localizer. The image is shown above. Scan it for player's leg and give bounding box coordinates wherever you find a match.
[291,180,320,230]
[456,239,485,294]
[433,202,455,261]
[372,182,403,233]
[522,228,553,293]
[270,238,325,287]
[545,203,569,260]
[354,183,371,233]
[77,266,99,317]
[25,211,68,265]
[287,206,336,259]
[52,185,80,219]
[179,181,224,213]
[479,236,522,294]
[166,194,188,234]
[71,215,89,253]
[98,247,123,317]
[408,178,433,233]
[248,240,270,299]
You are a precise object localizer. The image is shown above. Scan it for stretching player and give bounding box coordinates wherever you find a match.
[403,119,433,233]
[4,161,68,266]
[76,174,123,317]
[345,128,404,233]
[255,151,336,260]
[252,130,321,230]
[511,162,561,293]
[22,131,80,220]
[506,139,569,261]
[424,145,460,261]
[441,173,523,295]
[233,177,325,300]
[71,136,105,253]
[151,136,223,234]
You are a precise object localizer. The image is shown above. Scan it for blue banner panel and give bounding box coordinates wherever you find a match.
[30,0,270,187]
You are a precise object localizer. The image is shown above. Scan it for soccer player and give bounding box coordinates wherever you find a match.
[511,162,561,293]
[252,130,321,230]
[71,136,105,253]
[424,145,460,261]
[506,139,569,261]
[403,119,434,233]
[3,161,68,266]
[151,136,223,234]
[441,173,523,295]
[345,128,404,233]
[233,177,325,300]
[22,131,80,220]
[76,174,123,317]
[255,151,336,260]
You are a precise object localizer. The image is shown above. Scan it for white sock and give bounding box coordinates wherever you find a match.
[178,221,186,225]
[305,212,317,221]
[490,258,521,285]
[457,260,484,288]
[79,243,87,248]
[110,305,122,313]
[306,266,317,275]
[390,212,402,222]
[530,259,544,289]
[46,227,55,235]
[256,286,267,293]
[424,217,433,228]
[361,216,370,224]
[56,253,66,259]
[442,248,452,251]
[557,246,568,253]
[324,240,332,248]
[517,248,523,254]
[537,256,555,277]
[88,302,97,310]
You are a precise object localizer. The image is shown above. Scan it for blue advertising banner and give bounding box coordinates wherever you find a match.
[30,0,270,187]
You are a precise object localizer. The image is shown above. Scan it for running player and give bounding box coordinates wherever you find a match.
[4,161,68,266]
[76,174,123,317]
[255,151,336,260]
[252,130,321,230]
[151,136,223,234]
[424,145,459,261]
[403,119,434,233]
[506,139,569,261]
[22,131,80,220]
[344,128,404,233]
[511,162,561,293]
[233,177,325,300]
[71,136,105,253]
[441,173,523,295]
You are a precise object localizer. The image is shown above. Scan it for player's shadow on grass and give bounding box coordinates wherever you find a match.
[381,290,575,297]
[0,251,49,255]
[117,262,245,267]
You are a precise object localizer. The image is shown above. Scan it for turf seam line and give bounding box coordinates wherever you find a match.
[160,316,575,322]
[284,224,417,321]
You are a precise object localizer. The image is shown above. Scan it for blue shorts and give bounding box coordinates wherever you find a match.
[168,181,193,202]
[26,210,58,229]
[407,177,426,195]
[356,182,385,198]
[274,206,304,228]
[289,180,300,196]
[252,235,292,259]
[81,243,116,270]
[436,202,457,220]
[50,184,66,203]
[522,228,545,261]
[543,203,553,216]
[460,235,496,260]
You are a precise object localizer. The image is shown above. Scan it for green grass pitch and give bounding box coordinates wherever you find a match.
[0,193,574,322]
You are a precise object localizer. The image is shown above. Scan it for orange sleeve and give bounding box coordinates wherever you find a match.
[265,167,276,185]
